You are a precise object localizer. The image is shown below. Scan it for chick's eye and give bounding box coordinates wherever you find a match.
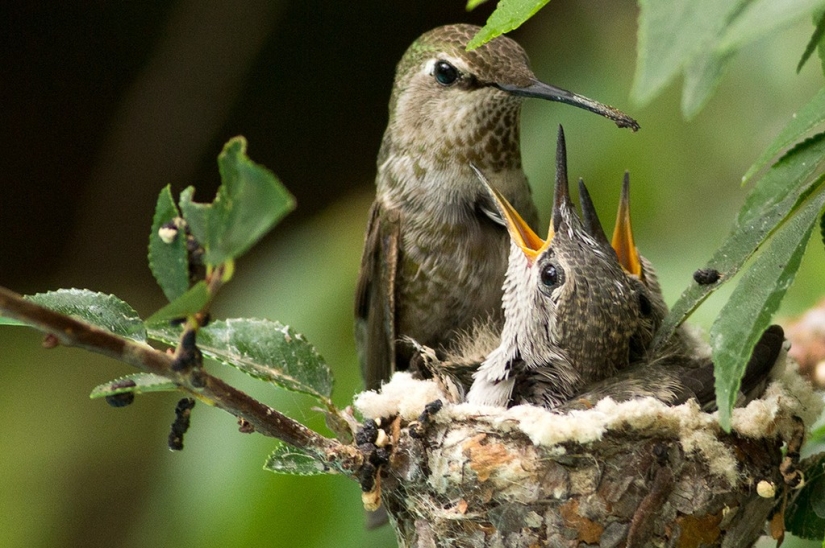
[540,263,559,287]
[433,60,459,86]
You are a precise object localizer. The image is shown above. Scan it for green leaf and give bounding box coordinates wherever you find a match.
[653,137,825,349]
[466,0,491,10]
[263,444,333,476]
[466,0,551,50]
[147,318,333,401]
[797,9,825,73]
[681,50,731,119]
[633,0,745,107]
[819,17,825,76]
[786,453,825,539]
[178,186,206,245]
[145,281,209,324]
[717,0,825,55]
[634,0,825,116]
[0,316,27,327]
[742,88,825,183]
[739,132,825,227]
[90,373,178,399]
[178,136,295,266]
[711,185,825,430]
[148,185,189,302]
[25,289,146,342]
[811,423,825,444]
[820,210,825,247]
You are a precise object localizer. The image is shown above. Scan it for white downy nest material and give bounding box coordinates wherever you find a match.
[354,351,823,486]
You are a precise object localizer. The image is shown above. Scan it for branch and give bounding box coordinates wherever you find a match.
[0,286,362,476]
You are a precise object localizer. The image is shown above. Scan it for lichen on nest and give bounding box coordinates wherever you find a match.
[355,351,823,486]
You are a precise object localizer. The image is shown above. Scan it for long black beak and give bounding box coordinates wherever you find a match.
[578,178,611,249]
[493,79,639,132]
[552,125,575,233]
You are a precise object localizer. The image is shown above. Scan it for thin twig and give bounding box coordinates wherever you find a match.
[0,286,363,476]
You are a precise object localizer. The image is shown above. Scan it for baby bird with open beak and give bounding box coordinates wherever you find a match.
[467,127,650,408]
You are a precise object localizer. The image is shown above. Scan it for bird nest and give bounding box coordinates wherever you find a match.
[354,352,822,548]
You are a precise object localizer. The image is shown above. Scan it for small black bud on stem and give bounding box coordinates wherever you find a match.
[172,329,202,371]
[168,397,196,451]
[237,417,254,434]
[105,379,138,408]
[105,392,135,408]
[693,268,721,285]
[356,419,379,445]
[409,400,444,438]
[358,462,377,492]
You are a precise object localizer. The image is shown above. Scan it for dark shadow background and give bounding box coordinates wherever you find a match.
[2,1,490,298]
[1,2,823,547]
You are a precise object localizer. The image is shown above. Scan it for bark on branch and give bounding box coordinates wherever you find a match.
[0,286,361,474]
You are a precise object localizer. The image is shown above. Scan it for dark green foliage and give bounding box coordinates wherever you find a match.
[148,319,333,402]
[90,373,178,399]
[148,185,189,302]
[786,453,825,539]
[466,0,550,49]
[178,137,295,267]
[264,444,332,476]
[798,9,825,73]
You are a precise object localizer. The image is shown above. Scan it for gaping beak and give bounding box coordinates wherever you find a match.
[552,125,579,234]
[492,79,639,132]
[471,165,552,263]
[611,172,643,278]
[578,178,612,249]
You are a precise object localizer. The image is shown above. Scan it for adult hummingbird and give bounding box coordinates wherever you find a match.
[355,23,639,390]
[467,126,648,407]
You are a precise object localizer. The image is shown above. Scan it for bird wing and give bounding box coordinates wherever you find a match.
[355,201,401,390]
[680,324,785,411]
[559,325,786,412]
[739,324,785,402]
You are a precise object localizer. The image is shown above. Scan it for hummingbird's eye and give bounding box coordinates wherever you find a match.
[539,263,562,289]
[433,60,459,86]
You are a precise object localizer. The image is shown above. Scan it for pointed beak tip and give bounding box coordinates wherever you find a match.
[622,119,641,132]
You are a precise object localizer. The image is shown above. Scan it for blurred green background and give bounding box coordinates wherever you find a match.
[1,1,824,547]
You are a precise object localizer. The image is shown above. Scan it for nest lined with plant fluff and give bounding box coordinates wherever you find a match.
[354,350,821,548]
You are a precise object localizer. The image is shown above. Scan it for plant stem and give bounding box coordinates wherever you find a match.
[0,286,362,475]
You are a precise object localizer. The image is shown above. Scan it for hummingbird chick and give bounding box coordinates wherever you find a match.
[355,24,640,391]
[558,324,786,412]
[581,173,699,361]
[467,126,650,408]
[466,137,784,410]
[423,168,670,403]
